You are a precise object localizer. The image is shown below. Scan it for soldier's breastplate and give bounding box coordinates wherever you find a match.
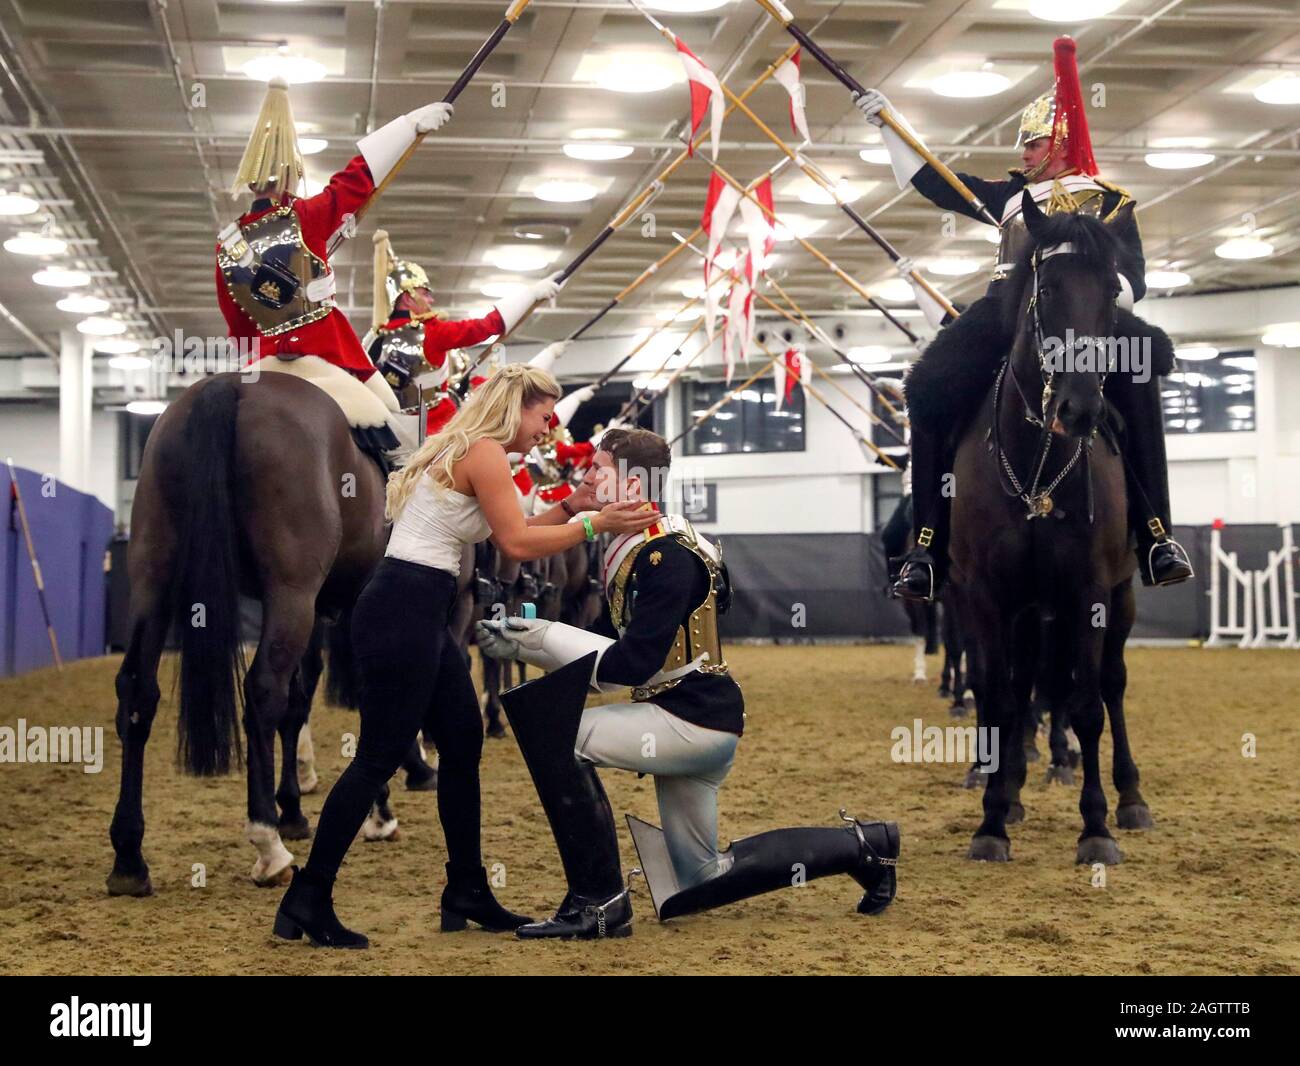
[991,182,1106,284]
[374,323,426,388]
[218,206,336,337]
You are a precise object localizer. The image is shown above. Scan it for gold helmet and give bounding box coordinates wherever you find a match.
[230,76,305,197]
[371,229,433,328]
[1016,92,1059,147]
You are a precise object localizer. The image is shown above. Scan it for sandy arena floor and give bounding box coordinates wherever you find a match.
[1,644,1296,976]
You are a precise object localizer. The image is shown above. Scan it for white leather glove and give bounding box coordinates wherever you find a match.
[496,271,565,335]
[528,339,572,372]
[853,89,891,127]
[894,256,916,279]
[554,385,596,428]
[411,102,453,134]
[530,271,564,305]
[476,617,619,691]
[474,618,529,661]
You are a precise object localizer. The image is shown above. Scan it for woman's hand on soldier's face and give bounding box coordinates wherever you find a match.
[593,499,661,535]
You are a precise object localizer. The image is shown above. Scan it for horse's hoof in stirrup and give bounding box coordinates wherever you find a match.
[1115,803,1155,830]
[1076,835,1122,866]
[967,835,1011,862]
[1142,539,1193,587]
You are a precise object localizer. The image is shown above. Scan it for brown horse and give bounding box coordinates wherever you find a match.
[948,193,1152,866]
[108,372,390,894]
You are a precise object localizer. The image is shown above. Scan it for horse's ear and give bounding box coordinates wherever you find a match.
[1021,189,1048,240]
[1107,200,1136,229]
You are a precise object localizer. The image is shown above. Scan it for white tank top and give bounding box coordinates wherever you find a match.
[386,471,493,575]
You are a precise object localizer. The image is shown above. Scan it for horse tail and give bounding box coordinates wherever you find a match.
[324,609,361,709]
[174,376,245,776]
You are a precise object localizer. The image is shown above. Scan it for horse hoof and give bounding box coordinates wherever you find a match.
[253,864,294,888]
[1076,836,1122,866]
[949,701,969,719]
[1045,765,1075,786]
[106,869,153,898]
[1006,803,1025,825]
[405,771,438,792]
[968,835,1011,862]
[297,768,319,794]
[1116,804,1155,830]
[937,684,952,699]
[963,767,985,789]
[279,815,312,841]
[485,722,508,740]
[911,675,926,685]
[362,816,400,842]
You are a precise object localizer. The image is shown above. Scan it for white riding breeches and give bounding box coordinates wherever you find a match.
[576,701,738,889]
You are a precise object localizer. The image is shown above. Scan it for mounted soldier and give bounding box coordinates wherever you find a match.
[855,36,1192,601]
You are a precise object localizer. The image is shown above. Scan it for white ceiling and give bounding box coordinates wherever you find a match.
[0,0,1298,361]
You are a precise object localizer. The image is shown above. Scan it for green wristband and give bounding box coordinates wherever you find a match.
[582,516,596,541]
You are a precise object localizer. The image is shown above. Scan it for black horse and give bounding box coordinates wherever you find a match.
[948,192,1154,865]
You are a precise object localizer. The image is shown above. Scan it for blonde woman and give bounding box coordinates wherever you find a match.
[273,363,660,948]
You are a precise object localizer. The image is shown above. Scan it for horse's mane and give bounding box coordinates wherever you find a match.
[999,208,1121,329]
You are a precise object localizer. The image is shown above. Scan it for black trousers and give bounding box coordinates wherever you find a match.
[303,557,483,883]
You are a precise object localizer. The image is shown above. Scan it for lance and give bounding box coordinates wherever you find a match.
[6,458,62,671]
[328,0,535,255]
[745,0,1001,229]
[672,230,907,439]
[482,36,807,349]
[689,152,927,355]
[705,80,959,322]
[667,348,786,448]
[616,332,713,424]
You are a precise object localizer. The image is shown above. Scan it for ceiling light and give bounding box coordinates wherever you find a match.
[1215,237,1273,260]
[741,212,824,242]
[859,148,891,165]
[563,142,633,161]
[242,52,326,84]
[0,191,39,215]
[847,345,892,365]
[480,281,525,299]
[1144,152,1216,170]
[57,294,111,314]
[928,257,980,276]
[486,245,554,272]
[1145,269,1191,289]
[871,278,916,303]
[108,354,151,370]
[95,338,143,355]
[1220,356,1256,370]
[298,137,328,155]
[594,53,679,94]
[1254,74,1300,106]
[126,400,167,416]
[644,0,730,12]
[1261,322,1300,347]
[632,375,671,391]
[534,179,599,203]
[796,178,861,206]
[1174,345,1218,361]
[5,232,66,256]
[931,71,1010,99]
[982,228,1002,244]
[1028,0,1124,22]
[77,316,126,336]
[33,267,89,287]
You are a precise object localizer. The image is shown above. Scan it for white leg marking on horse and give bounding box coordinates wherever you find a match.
[912,638,927,683]
[296,724,318,794]
[248,821,293,883]
[1065,727,1081,755]
[361,803,399,842]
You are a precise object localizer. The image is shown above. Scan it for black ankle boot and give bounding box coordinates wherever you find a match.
[440,864,534,932]
[273,866,369,949]
[844,815,901,916]
[1141,537,1194,587]
[516,888,633,940]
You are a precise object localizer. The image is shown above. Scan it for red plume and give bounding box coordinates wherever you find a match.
[1051,36,1098,176]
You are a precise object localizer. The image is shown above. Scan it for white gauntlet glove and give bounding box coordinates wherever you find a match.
[495,271,565,335]
[358,102,453,185]
[894,255,916,279]
[853,89,891,127]
[475,618,619,692]
[554,385,596,428]
[411,101,453,134]
[528,338,572,372]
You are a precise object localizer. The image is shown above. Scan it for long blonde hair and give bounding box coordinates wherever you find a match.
[385,362,561,521]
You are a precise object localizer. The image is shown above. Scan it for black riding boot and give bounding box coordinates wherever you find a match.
[440,863,535,932]
[637,813,899,921]
[1108,376,1193,587]
[891,428,948,603]
[273,866,369,949]
[502,656,633,941]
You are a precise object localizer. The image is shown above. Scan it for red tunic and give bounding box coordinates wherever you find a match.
[216,155,377,379]
[419,310,504,369]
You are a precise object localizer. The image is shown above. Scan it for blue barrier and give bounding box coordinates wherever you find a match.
[2,466,114,677]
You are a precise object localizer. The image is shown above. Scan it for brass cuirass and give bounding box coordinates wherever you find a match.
[218,206,335,336]
[373,322,426,387]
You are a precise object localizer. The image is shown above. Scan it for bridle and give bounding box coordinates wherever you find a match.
[992,240,1119,522]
